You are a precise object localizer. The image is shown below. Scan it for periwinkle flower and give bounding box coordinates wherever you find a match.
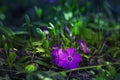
[52,48,82,69]
[65,26,72,37]
[78,40,89,53]
[49,0,55,3]
[52,44,58,50]
[65,26,70,34]
[44,0,55,3]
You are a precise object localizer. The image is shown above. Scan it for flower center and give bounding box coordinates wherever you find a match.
[68,56,72,61]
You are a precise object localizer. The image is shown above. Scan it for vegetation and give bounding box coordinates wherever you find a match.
[0,0,120,80]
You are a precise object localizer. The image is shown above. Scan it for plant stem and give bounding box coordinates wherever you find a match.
[49,62,120,76]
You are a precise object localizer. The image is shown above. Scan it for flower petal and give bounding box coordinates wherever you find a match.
[72,53,82,63]
[57,50,69,69]
[65,26,70,34]
[58,59,69,69]
[53,57,59,65]
[66,48,76,56]
[59,50,68,60]
[52,49,58,58]
[69,61,79,69]
[52,48,69,69]
[69,53,82,69]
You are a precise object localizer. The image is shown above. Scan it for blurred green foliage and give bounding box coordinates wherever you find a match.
[0,0,120,80]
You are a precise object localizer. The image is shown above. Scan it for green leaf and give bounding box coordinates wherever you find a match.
[81,28,93,39]
[32,41,43,46]
[25,14,30,23]
[44,77,53,80]
[25,64,37,72]
[2,34,6,40]
[36,28,43,35]
[71,20,82,35]
[0,12,5,20]
[35,47,45,53]
[13,31,28,36]
[105,47,119,53]
[9,52,16,63]
[48,22,56,36]
[49,22,55,29]
[35,71,53,80]
[70,78,77,80]
[34,60,49,68]
[17,56,30,62]
[95,77,105,80]
[64,12,73,20]
[36,73,44,79]
[61,33,70,47]
[4,43,8,52]
[96,65,102,70]
[0,26,14,36]
[113,49,120,58]
[35,6,42,18]
[60,72,67,77]
[108,66,116,77]
[35,28,44,38]
[26,74,34,80]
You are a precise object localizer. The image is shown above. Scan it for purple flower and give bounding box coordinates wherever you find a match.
[52,44,59,50]
[65,26,70,34]
[52,48,82,69]
[65,26,72,37]
[44,0,55,3]
[49,0,55,3]
[78,40,89,54]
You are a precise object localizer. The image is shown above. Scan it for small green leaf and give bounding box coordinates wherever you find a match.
[25,14,30,23]
[44,77,52,80]
[7,52,16,66]
[60,72,67,77]
[35,47,45,53]
[0,26,14,36]
[35,6,42,18]
[4,43,8,52]
[95,77,104,80]
[64,12,72,20]
[36,28,44,36]
[32,41,43,46]
[34,60,49,68]
[96,65,101,70]
[49,22,55,29]
[108,66,116,77]
[113,49,120,58]
[25,64,37,72]
[9,52,16,63]
[18,56,30,62]
[26,74,34,80]
[2,34,6,41]
[0,12,5,20]
[71,20,82,35]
